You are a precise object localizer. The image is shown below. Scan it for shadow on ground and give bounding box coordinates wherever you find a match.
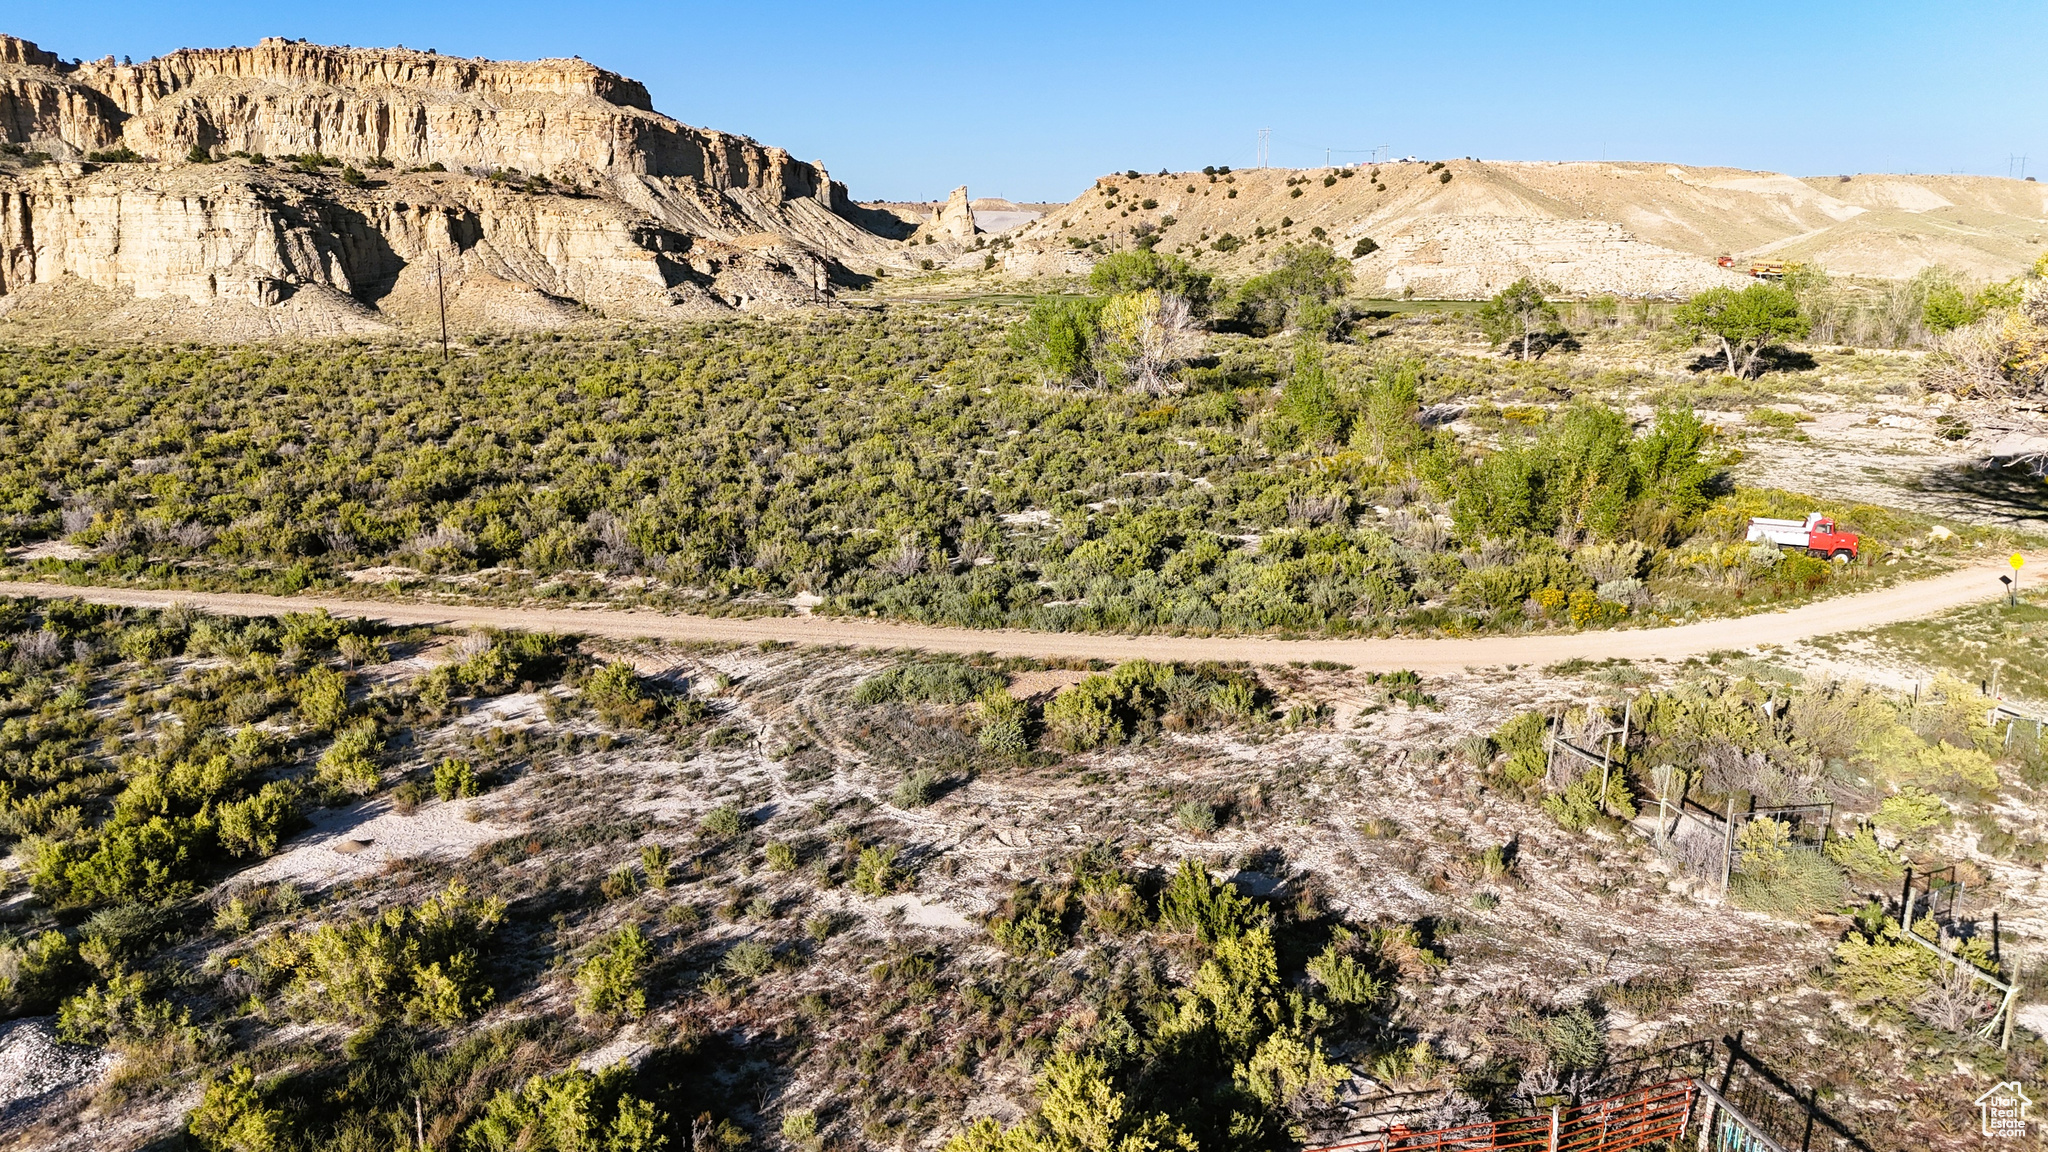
[1911,462,2048,526]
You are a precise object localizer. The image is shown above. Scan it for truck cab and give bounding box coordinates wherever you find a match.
[1804,517,1859,560]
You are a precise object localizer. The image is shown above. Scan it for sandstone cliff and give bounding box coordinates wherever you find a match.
[0,33,912,336]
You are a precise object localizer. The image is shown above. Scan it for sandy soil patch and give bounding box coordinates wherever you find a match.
[1006,669,1091,698]
[226,796,520,889]
[5,542,87,562]
[345,565,425,583]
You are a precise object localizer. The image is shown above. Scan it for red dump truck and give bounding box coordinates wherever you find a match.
[1747,514,1859,560]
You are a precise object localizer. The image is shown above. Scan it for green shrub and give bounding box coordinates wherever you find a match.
[700,803,747,838]
[34,815,209,906]
[584,662,659,727]
[1174,800,1218,834]
[57,968,190,1045]
[988,883,1070,957]
[79,902,169,975]
[1041,659,1247,751]
[1540,770,1635,830]
[1087,250,1216,314]
[1156,859,1258,943]
[1010,296,1107,384]
[433,757,480,801]
[1492,711,1548,787]
[781,1110,819,1147]
[1866,727,1998,793]
[0,929,81,1012]
[723,939,775,978]
[851,844,908,896]
[1305,929,1386,1008]
[1833,916,1940,1014]
[642,844,673,889]
[314,720,383,797]
[891,768,939,809]
[1539,1005,1605,1071]
[574,925,652,1020]
[294,667,351,731]
[464,1064,667,1152]
[601,866,639,902]
[214,781,300,857]
[1824,824,1903,879]
[1457,405,1716,542]
[1230,244,1353,336]
[1872,787,1949,838]
[976,690,1029,756]
[1729,819,1848,917]
[264,881,504,1024]
[854,661,1006,705]
[944,1052,1189,1152]
[764,841,797,872]
[187,1064,287,1152]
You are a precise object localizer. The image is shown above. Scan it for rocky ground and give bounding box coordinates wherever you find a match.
[12,622,2045,1151]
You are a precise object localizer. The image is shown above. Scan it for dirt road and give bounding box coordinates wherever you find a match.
[0,562,2017,672]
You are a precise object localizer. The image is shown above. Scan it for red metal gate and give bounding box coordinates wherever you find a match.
[1305,1079,1698,1152]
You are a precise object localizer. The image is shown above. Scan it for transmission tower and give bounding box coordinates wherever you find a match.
[1257,128,1270,169]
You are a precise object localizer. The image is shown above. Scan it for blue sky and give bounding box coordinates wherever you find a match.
[12,1,2046,202]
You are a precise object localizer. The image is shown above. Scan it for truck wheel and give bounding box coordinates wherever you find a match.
[1831,550,1852,562]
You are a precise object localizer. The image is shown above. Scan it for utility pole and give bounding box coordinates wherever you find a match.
[1324,147,1331,168]
[434,252,449,362]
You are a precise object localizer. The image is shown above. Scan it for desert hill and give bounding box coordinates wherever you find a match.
[0,34,912,336]
[993,159,2048,298]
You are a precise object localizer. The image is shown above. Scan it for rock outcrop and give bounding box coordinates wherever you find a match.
[0,33,907,335]
[915,185,978,246]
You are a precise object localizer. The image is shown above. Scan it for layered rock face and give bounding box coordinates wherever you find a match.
[0,34,906,335]
[1361,217,1748,300]
[0,36,122,155]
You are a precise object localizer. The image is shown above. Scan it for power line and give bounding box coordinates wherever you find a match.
[1260,135,1393,169]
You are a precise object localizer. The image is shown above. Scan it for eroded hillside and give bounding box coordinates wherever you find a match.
[984,162,2048,298]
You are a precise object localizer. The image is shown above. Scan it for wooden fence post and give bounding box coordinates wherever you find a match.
[1721,799,1735,899]
[1547,1103,1560,1152]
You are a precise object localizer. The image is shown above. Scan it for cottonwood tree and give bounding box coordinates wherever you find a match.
[1101,289,1202,393]
[1088,250,1217,315]
[1478,278,1561,360]
[1673,282,1810,377]
[1010,296,1107,385]
[1231,244,1353,337]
